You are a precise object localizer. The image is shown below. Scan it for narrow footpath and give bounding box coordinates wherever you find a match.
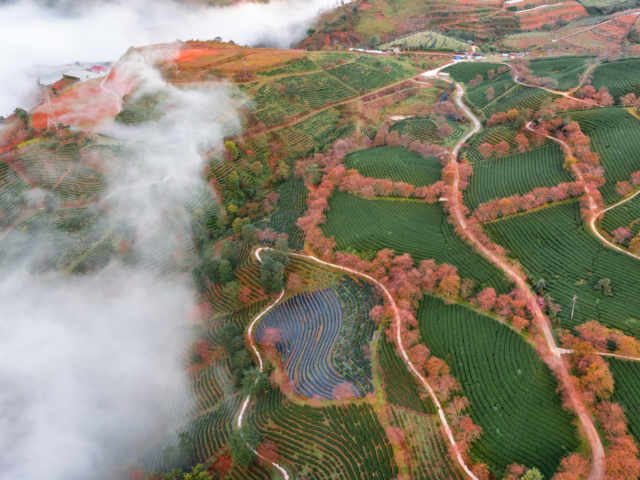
[237,275,290,480]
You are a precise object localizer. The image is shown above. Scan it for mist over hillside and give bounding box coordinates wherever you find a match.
[0,0,339,116]
[0,1,337,478]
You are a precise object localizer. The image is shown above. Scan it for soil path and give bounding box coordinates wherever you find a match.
[100,77,122,113]
[103,176,169,201]
[551,18,612,43]
[237,277,290,480]
[450,88,605,479]
[558,348,640,361]
[525,122,640,261]
[253,247,480,480]
[510,67,599,104]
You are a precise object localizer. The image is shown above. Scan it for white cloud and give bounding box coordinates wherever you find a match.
[0,267,193,480]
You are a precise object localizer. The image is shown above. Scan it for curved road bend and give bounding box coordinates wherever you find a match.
[525,122,640,262]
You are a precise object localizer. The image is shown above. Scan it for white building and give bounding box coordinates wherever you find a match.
[62,69,107,82]
[38,63,111,86]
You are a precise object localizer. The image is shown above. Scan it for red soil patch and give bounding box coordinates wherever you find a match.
[104,68,136,100]
[611,11,640,25]
[31,79,120,133]
[455,0,501,5]
[50,77,76,94]
[175,48,224,63]
[0,115,29,155]
[360,2,373,8]
[374,11,385,18]
[519,3,587,30]
[595,22,628,40]
[171,42,303,80]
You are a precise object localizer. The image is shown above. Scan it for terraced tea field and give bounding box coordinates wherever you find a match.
[379,334,433,414]
[419,296,581,478]
[389,117,465,145]
[274,72,358,108]
[442,62,505,84]
[591,58,640,103]
[323,190,513,293]
[465,144,572,210]
[570,108,640,204]
[392,408,466,479]
[528,57,589,91]
[378,30,471,51]
[486,202,640,336]
[344,146,443,187]
[254,275,380,399]
[265,177,308,250]
[601,194,640,238]
[610,358,640,445]
[482,84,559,118]
[466,74,515,111]
[250,390,399,479]
[465,125,520,161]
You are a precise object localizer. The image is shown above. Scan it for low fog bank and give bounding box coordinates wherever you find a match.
[0,48,241,478]
[0,266,192,480]
[0,0,339,116]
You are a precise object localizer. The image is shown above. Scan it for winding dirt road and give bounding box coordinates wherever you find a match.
[252,248,480,479]
[451,87,606,479]
[525,122,640,261]
[238,71,612,480]
[237,273,290,480]
[511,68,599,105]
[100,76,122,113]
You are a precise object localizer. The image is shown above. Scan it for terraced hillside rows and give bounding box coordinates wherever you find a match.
[591,58,640,103]
[570,108,640,204]
[391,408,465,480]
[485,202,640,337]
[610,358,640,445]
[274,72,358,108]
[378,30,471,51]
[116,89,170,125]
[379,334,433,414]
[528,57,589,91]
[466,74,515,111]
[419,296,581,478]
[265,177,308,250]
[442,62,505,84]
[249,389,399,480]
[0,159,29,223]
[482,84,559,118]
[12,140,108,202]
[601,193,640,238]
[276,109,355,158]
[254,275,380,399]
[323,190,513,293]
[389,118,465,145]
[326,58,414,92]
[464,125,537,162]
[465,144,572,210]
[344,146,443,187]
[257,58,319,77]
